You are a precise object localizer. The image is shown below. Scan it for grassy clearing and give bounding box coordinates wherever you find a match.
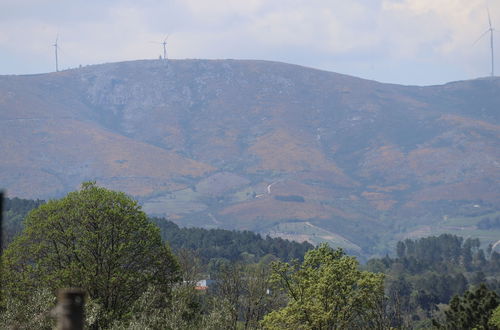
[263,221,361,253]
[231,187,257,203]
[142,188,207,215]
[441,211,500,227]
[399,212,500,251]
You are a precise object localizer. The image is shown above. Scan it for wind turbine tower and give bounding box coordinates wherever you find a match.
[150,35,171,60]
[162,36,168,60]
[475,9,495,77]
[53,36,59,72]
[487,9,495,77]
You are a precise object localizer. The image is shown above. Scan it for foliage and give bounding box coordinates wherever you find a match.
[200,297,236,330]
[433,283,499,330]
[151,217,313,263]
[110,282,239,330]
[261,243,386,330]
[489,305,500,328]
[2,196,44,246]
[210,260,282,329]
[110,284,203,330]
[366,234,500,326]
[0,287,55,330]
[1,197,312,269]
[5,192,500,329]
[239,262,282,329]
[393,234,482,273]
[1,182,180,327]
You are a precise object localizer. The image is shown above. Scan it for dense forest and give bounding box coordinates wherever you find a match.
[2,196,44,245]
[2,196,312,264]
[151,217,313,263]
[366,234,500,328]
[1,187,499,329]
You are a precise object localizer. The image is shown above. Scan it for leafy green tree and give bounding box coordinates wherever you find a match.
[433,283,499,330]
[1,182,180,327]
[261,243,386,330]
[211,259,282,329]
[367,234,500,326]
[489,305,500,328]
[240,261,282,329]
[109,282,234,330]
[110,284,205,330]
[212,262,244,328]
[385,275,414,328]
[0,287,55,329]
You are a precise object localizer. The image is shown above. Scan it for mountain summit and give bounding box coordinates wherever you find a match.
[1,59,499,255]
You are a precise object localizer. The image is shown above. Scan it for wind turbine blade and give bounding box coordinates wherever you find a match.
[487,8,492,29]
[473,29,490,45]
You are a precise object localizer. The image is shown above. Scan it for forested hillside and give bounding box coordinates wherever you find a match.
[1,189,499,328]
[366,234,500,328]
[2,196,44,245]
[2,196,312,264]
[151,217,312,264]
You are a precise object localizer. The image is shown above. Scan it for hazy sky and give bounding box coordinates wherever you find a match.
[0,0,498,85]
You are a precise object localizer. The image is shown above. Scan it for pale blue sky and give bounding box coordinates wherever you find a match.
[0,0,498,85]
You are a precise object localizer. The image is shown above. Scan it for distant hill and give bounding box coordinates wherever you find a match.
[1,59,499,256]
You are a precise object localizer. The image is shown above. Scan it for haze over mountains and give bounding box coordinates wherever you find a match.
[1,59,499,256]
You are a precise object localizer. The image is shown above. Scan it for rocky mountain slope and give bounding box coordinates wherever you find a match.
[1,59,499,256]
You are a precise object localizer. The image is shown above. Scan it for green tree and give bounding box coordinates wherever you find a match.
[211,259,282,329]
[213,262,244,328]
[489,305,500,328]
[0,287,55,329]
[109,283,205,330]
[1,182,180,327]
[433,283,499,330]
[240,261,282,329]
[261,243,387,330]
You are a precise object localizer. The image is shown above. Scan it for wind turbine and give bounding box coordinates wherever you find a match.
[152,35,170,60]
[474,9,495,77]
[161,35,169,60]
[53,36,60,72]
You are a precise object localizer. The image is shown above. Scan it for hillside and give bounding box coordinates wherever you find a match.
[1,59,499,256]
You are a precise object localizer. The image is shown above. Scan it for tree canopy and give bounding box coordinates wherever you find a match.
[434,283,499,329]
[1,182,180,327]
[262,243,386,330]
[2,196,44,245]
[152,217,313,264]
[366,234,500,327]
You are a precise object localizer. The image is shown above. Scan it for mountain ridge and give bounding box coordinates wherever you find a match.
[1,59,499,256]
